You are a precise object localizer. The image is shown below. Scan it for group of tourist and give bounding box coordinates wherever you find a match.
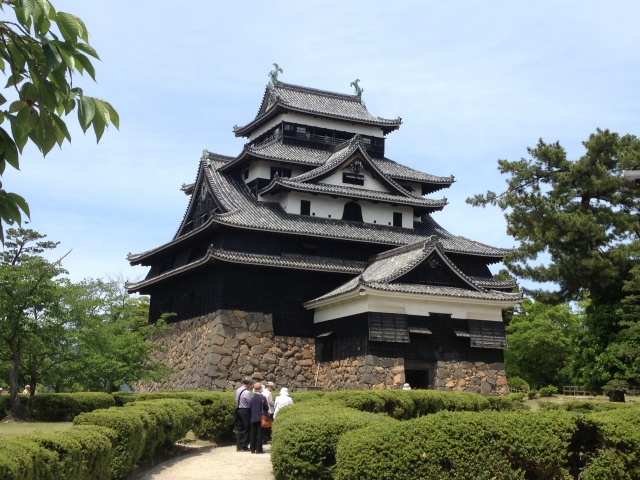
[235,377,294,453]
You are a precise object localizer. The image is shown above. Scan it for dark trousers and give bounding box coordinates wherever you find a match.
[235,408,251,449]
[250,421,264,453]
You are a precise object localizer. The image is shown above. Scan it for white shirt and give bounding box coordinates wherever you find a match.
[261,388,275,414]
[273,394,294,418]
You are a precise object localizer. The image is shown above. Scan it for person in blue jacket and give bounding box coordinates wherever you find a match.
[249,382,270,454]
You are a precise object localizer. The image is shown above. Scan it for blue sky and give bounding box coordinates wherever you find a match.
[3,1,639,287]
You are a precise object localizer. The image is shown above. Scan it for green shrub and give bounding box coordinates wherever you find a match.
[487,393,529,411]
[73,406,146,478]
[0,394,31,418]
[124,399,201,458]
[0,426,115,480]
[528,390,538,399]
[271,402,392,480]
[539,400,631,413]
[72,392,116,413]
[135,390,235,440]
[311,390,490,420]
[29,394,81,422]
[25,426,115,480]
[578,405,640,478]
[112,392,138,407]
[539,385,559,396]
[0,436,58,480]
[335,410,578,480]
[507,376,530,391]
[3,392,115,422]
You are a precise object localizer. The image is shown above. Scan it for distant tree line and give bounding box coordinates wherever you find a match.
[469,129,640,396]
[0,228,171,420]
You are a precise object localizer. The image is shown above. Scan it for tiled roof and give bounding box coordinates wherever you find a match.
[305,238,523,306]
[219,139,453,187]
[372,157,454,185]
[233,82,402,137]
[128,156,512,263]
[259,178,447,211]
[127,247,366,291]
[469,276,517,290]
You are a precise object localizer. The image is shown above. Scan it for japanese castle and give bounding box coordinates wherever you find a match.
[128,67,521,392]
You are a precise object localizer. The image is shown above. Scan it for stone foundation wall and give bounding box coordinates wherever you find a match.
[434,361,508,395]
[317,356,405,391]
[135,310,318,393]
[135,310,507,395]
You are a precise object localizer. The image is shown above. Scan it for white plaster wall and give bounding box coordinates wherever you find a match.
[265,191,414,227]
[313,291,512,323]
[244,160,307,183]
[249,112,385,140]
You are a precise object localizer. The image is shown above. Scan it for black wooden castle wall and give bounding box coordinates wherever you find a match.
[314,313,504,364]
[148,262,352,338]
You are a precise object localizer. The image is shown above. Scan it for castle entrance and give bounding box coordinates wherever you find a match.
[403,359,436,389]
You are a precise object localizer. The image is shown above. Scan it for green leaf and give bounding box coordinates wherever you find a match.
[103,101,119,129]
[43,43,62,74]
[0,128,19,169]
[52,115,71,143]
[9,101,27,113]
[56,12,80,44]
[77,95,95,131]
[74,53,95,81]
[5,74,24,88]
[0,94,6,107]
[6,192,30,219]
[73,15,90,43]
[91,98,108,142]
[56,44,75,71]
[76,42,100,60]
[36,112,57,155]
[21,0,36,19]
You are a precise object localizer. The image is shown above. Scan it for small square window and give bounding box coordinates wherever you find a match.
[300,200,311,216]
[393,212,403,227]
[243,170,249,180]
[271,167,292,179]
[296,127,306,134]
[343,172,365,186]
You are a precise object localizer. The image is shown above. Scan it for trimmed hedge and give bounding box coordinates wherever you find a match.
[0,394,31,418]
[0,425,116,480]
[271,402,393,480]
[272,390,640,480]
[1,392,115,421]
[539,399,632,412]
[135,390,235,440]
[271,390,496,480]
[111,392,138,407]
[334,410,579,480]
[296,390,490,420]
[73,398,200,478]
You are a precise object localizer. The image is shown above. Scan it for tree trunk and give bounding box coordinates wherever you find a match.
[8,343,23,420]
[106,380,114,394]
[29,368,37,397]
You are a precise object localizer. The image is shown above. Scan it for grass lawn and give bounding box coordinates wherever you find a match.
[0,421,73,439]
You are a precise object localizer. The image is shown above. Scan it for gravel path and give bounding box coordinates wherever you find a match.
[141,445,274,480]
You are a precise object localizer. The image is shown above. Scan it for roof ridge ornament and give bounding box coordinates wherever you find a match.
[350,79,365,107]
[268,63,283,89]
[202,149,211,167]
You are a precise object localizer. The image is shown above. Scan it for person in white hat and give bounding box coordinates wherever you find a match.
[402,383,411,390]
[261,381,276,444]
[273,387,294,419]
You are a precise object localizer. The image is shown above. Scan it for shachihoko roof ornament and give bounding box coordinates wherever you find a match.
[268,63,283,89]
[350,79,365,107]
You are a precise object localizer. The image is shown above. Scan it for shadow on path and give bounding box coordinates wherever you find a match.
[140,445,274,480]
